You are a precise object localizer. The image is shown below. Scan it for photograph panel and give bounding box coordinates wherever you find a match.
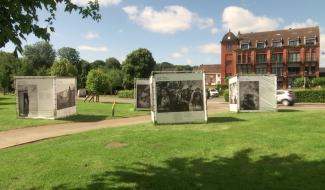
[239,81,259,110]
[57,85,76,110]
[229,82,237,104]
[136,84,151,109]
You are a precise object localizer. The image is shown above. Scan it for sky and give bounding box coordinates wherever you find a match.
[1,0,325,66]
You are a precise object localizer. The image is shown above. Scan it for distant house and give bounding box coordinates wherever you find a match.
[198,64,221,88]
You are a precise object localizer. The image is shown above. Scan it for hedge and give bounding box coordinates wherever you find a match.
[293,89,325,103]
[117,90,134,98]
[224,89,229,102]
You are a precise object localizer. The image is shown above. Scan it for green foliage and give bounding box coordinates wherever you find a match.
[216,84,228,95]
[117,90,134,98]
[50,58,77,77]
[0,0,101,55]
[78,60,91,88]
[57,47,80,66]
[107,69,123,94]
[294,89,325,103]
[23,41,56,72]
[154,62,193,71]
[293,78,312,88]
[122,48,156,89]
[311,77,325,88]
[86,69,109,94]
[105,57,121,70]
[224,89,229,102]
[91,60,106,69]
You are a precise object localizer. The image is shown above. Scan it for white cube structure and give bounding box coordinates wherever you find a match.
[134,78,151,110]
[15,76,77,119]
[150,72,207,124]
[229,75,277,112]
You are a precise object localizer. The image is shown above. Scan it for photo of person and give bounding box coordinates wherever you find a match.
[239,81,259,110]
[136,84,151,109]
[230,82,237,104]
[156,80,204,113]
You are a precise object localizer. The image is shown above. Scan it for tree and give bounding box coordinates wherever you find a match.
[50,58,77,77]
[57,47,80,66]
[105,57,121,70]
[107,69,123,94]
[0,51,25,94]
[91,60,105,69]
[0,0,101,56]
[23,41,56,75]
[79,59,92,88]
[121,48,156,89]
[86,69,109,95]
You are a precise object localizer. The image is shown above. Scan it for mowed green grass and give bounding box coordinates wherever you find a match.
[0,95,147,131]
[1,111,325,189]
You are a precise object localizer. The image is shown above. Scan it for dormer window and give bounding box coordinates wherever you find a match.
[288,39,299,46]
[256,42,266,49]
[305,38,316,46]
[272,40,282,47]
[241,43,249,50]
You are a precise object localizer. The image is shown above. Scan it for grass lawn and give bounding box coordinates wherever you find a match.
[1,110,325,189]
[0,95,148,131]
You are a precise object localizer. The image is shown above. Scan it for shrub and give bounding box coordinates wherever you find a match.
[117,90,134,98]
[224,89,229,102]
[216,84,228,95]
[293,89,325,103]
[86,69,110,95]
[311,77,325,88]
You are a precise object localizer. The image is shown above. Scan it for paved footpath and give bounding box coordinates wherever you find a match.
[0,115,151,149]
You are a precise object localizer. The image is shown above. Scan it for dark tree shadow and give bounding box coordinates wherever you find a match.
[59,114,108,122]
[51,149,325,190]
[278,109,301,112]
[208,116,246,123]
[0,96,15,106]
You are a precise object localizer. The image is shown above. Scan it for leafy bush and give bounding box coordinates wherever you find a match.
[117,90,134,98]
[294,89,325,103]
[311,77,325,88]
[216,84,228,95]
[224,89,229,102]
[50,58,77,77]
[86,69,109,94]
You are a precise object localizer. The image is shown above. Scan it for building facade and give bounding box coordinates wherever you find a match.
[198,64,221,88]
[220,27,320,89]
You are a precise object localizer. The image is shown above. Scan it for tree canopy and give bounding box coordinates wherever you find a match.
[57,47,80,66]
[121,48,156,89]
[0,0,101,56]
[105,57,121,70]
[86,69,109,94]
[50,58,77,77]
[23,41,56,70]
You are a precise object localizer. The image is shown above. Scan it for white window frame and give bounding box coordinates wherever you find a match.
[241,43,249,50]
[272,40,282,48]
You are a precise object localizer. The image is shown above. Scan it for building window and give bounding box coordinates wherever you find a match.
[226,44,232,52]
[288,39,298,46]
[256,54,266,64]
[256,42,265,49]
[272,41,282,47]
[256,67,267,74]
[312,52,316,61]
[271,53,283,63]
[241,43,249,50]
[217,74,220,77]
[288,52,300,62]
[272,67,283,76]
[305,52,311,62]
[305,38,316,46]
[226,60,232,65]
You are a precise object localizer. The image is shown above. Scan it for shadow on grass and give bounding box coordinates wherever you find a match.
[59,114,108,122]
[51,149,325,190]
[278,109,301,112]
[208,116,246,123]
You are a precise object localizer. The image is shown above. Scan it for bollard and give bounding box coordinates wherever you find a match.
[112,101,116,117]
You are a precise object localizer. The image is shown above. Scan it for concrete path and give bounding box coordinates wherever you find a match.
[0,115,151,149]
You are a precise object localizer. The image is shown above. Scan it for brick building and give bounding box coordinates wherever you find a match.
[220,26,320,89]
[198,64,221,88]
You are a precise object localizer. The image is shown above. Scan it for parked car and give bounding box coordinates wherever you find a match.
[209,88,219,97]
[276,90,295,106]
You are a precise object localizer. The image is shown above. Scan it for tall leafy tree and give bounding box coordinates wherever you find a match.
[121,48,156,89]
[79,59,92,88]
[50,58,77,77]
[0,0,101,56]
[86,69,109,95]
[91,60,105,69]
[105,57,121,70]
[23,41,56,75]
[57,47,80,66]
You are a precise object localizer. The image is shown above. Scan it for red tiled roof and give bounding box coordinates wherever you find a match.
[198,64,221,73]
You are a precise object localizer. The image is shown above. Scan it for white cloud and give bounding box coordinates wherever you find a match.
[222,6,281,33]
[284,18,319,29]
[171,47,190,58]
[82,32,99,40]
[72,0,121,6]
[186,59,193,65]
[123,5,216,34]
[197,43,220,54]
[172,52,183,58]
[211,27,218,35]
[78,45,109,52]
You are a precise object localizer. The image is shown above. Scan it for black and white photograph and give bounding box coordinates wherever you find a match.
[156,80,204,113]
[239,81,259,110]
[229,82,237,104]
[136,84,151,109]
[57,85,76,110]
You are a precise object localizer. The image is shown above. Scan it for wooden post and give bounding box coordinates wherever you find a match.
[112,101,116,117]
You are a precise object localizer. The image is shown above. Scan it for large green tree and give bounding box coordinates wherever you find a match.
[0,0,101,56]
[91,60,105,69]
[86,69,109,95]
[57,47,80,66]
[79,59,92,88]
[50,58,77,77]
[23,41,56,75]
[121,48,156,89]
[107,69,123,94]
[105,57,121,70]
